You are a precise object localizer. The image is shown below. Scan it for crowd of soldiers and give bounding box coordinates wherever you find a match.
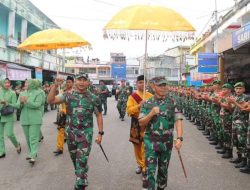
[168,80,250,174]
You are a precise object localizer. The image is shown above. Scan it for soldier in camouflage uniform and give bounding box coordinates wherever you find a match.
[139,77,183,190]
[116,79,130,121]
[88,81,98,95]
[227,82,249,170]
[48,73,104,190]
[98,80,109,115]
[240,100,250,173]
[218,83,234,158]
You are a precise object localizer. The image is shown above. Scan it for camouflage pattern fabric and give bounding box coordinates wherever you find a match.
[232,94,249,155]
[61,91,102,188]
[140,95,182,190]
[117,86,130,118]
[220,98,232,148]
[98,85,108,114]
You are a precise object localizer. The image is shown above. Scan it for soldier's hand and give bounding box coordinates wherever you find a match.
[151,107,160,116]
[175,139,182,151]
[54,78,64,87]
[95,135,102,144]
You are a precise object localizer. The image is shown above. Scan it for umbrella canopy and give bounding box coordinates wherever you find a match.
[18,29,90,50]
[104,5,195,32]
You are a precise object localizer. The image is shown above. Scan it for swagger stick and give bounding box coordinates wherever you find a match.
[99,144,109,163]
[177,150,188,182]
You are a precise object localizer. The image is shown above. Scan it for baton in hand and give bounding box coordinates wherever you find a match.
[177,150,188,182]
[99,144,109,163]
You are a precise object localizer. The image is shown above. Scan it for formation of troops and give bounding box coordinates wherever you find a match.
[170,80,250,174]
[1,73,249,190]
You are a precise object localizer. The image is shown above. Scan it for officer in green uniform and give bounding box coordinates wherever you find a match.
[116,79,130,121]
[98,80,109,115]
[227,82,249,169]
[139,77,183,190]
[48,73,104,190]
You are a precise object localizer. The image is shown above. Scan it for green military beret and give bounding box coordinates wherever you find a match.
[75,72,88,79]
[212,80,221,85]
[151,76,167,85]
[234,82,245,88]
[222,83,233,89]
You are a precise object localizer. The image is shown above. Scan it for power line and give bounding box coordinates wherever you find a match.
[48,15,108,22]
[91,0,121,8]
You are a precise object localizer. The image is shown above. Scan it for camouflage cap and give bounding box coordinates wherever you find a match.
[222,83,233,89]
[75,72,88,79]
[15,81,22,85]
[234,82,245,88]
[212,80,221,85]
[151,76,167,85]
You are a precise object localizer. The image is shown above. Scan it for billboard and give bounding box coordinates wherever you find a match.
[232,23,250,50]
[198,53,218,73]
[111,63,126,80]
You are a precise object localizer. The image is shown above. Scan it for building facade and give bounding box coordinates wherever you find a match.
[0,0,63,82]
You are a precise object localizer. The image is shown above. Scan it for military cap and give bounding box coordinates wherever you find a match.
[75,72,88,79]
[212,80,221,85]
[234,82,245,88]
[137,75,144,81]
[66,75,74,82]
[222,83,233,89]
[151,76,167,85]
[15,81,22,85]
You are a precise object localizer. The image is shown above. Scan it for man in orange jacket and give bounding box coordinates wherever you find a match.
[126,75,153,182]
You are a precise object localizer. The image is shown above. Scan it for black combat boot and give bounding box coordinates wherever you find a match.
[222,149,233,159]
[235,157,247,168]
[217,147,226,154]
[215,142,223,149]
[230,153,242,164]
[209,140,218,145]
[203,130,210,136]
[239,159,250,174]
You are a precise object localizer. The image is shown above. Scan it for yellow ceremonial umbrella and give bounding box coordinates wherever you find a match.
[18,28,90,50]
[104,5,195,90]
[18,29,91,75]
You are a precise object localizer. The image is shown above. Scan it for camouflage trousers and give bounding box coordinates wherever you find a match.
[232,120,248,155]
[247,124,250,159]
[101,98,107,113]
[144,135,173,190]
[117,100,127,118]
[66,129,93,188]
[221,116,232,148]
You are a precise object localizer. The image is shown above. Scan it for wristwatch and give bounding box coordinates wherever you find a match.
[177,137,183,141]
[98,131,104,136]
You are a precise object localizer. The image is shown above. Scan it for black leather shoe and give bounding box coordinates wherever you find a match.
[39,136,44,142]
[217,149,226,154]
[0,153,6,158]
[53,150,63,156]
[26,157,31,160]
[203,131,210,136]
[215,143,223,149]
[121,118,125,121]
[209,141,218,145]
[235,158,247,168]
[221,150,233,159]
[240,160,250,174]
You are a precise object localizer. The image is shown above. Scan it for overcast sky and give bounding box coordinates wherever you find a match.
[29,0,236,63]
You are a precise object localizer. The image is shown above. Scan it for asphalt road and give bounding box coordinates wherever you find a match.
[0,97,249,190]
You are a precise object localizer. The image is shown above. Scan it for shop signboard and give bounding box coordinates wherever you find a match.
[232,23,250,50]
[35,68,43,81]
[7,69,31,80]
[111,63,126,80]
[198,53,218,73]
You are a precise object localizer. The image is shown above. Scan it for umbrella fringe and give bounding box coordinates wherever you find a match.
[103,30,195,42]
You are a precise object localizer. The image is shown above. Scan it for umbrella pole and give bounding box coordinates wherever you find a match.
[143,30,148,100]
